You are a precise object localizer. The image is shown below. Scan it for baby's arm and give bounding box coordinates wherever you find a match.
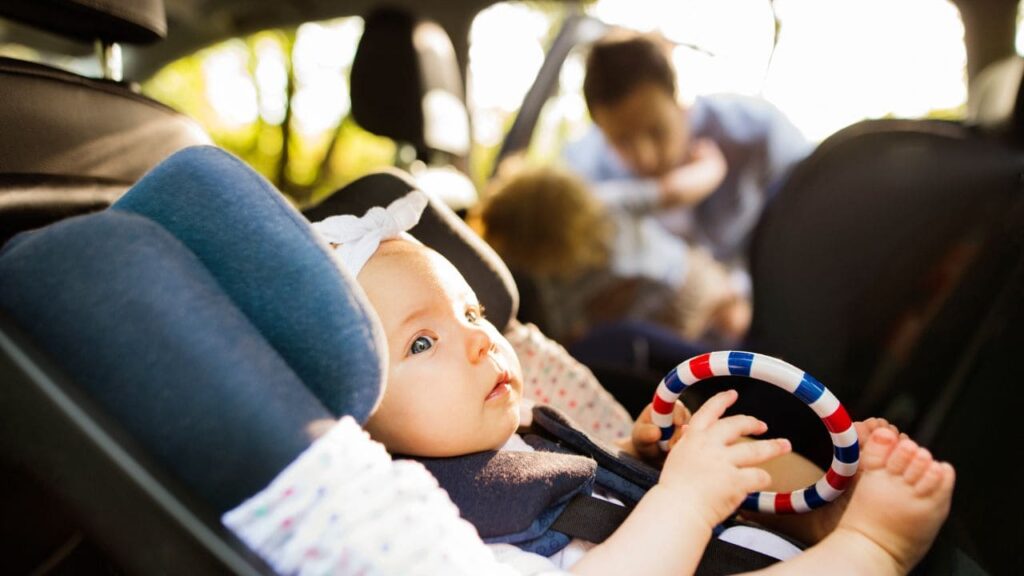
[572,390,791,576]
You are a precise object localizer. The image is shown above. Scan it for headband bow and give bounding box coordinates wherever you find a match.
[313,190,428,276]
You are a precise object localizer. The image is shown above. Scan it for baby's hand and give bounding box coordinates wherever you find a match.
[626,401,691,461]
[658,138,727,207]
[658,390,792,530]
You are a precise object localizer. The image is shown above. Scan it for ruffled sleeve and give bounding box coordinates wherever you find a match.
[223,417,542,575]
[506,321,633,442]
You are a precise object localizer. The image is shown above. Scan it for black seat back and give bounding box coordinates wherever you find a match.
[0,0,210,246]
[748,118,1024,420]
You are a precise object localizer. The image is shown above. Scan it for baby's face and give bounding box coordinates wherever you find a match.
[358,240,524,457]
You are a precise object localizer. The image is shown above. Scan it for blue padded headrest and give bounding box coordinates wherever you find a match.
[113,146,386,422]
[0,211,333,513]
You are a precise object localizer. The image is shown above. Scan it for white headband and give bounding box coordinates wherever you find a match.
[313,190,428,276]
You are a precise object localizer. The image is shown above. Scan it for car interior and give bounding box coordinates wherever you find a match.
[1,0,1022,574]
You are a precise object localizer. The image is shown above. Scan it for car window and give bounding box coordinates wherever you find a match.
[12,0,986,200]
[142,17,397,206]
[470,0,970,173]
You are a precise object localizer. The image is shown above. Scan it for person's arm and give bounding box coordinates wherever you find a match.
[224,417,532,576]
[573,390,792,576]
[657,138,728,208]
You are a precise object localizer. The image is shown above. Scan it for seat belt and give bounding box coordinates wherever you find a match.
[550,494,780,573]
[549,493,630,543]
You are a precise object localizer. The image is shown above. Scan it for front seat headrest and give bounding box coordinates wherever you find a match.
[350,6,470,158]
[0,0,167,45]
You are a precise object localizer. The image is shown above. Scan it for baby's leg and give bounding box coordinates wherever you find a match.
[748,427,955,576]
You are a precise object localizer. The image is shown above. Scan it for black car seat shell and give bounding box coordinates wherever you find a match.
[747,60,1024,576]
[748,118,1024,417]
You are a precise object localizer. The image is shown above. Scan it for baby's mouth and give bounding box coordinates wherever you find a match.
[486,370,512,401]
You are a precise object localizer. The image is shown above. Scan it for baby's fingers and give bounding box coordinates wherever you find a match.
[667,423,689,450]
[634,422,662,446]
[673,401,692,426]
[730,438,791,467]
[735,467,774,494]
[687,390,739,430]
[709,414,769,443]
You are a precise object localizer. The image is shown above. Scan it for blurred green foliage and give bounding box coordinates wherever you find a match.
[143,24,397,207]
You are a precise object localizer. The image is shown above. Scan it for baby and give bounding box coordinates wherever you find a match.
[315,190,956,576]
[477,165,750,345]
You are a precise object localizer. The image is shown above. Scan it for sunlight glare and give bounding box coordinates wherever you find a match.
[291,20,362,136]
[764,0,965,140]
[203,42,258,128]
[254,37,287,125]
[468,3,550,146]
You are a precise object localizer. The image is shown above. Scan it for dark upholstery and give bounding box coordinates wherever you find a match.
[0,0,167,44]
[748,119,1024,417]
[350,6,470,159]
[0,55,210,246]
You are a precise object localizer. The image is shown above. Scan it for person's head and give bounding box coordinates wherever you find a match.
[358,239,524,457]
[583,32,690,178]
[479,165,612,278]
[314,193,524,458]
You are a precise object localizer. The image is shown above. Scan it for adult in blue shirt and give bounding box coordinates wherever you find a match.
[563,31,814,266]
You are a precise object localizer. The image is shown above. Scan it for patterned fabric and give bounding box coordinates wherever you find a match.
[505,321,633,442]
[223,417,545,576]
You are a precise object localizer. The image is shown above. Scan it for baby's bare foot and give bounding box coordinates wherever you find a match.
[835,428,955,574]
[802,417,898,542]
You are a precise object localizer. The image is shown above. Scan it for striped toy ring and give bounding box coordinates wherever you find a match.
[652,351,859,514]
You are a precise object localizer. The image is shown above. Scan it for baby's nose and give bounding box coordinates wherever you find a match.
[466,324,493,362]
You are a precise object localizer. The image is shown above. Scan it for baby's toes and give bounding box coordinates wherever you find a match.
[861,428,898,470]
[913,461,950,497]
[886,438,920,476]
[901,448,933,484]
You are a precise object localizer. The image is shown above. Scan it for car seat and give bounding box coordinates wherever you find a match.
[0,0,211,247]
[0,146,386,573]
[748,119,1024,423]
[747,60,1024,575]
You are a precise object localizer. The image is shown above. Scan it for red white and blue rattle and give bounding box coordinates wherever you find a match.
[651,351,859,514]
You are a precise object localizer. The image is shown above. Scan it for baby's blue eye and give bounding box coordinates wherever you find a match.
[410,335,435,355]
